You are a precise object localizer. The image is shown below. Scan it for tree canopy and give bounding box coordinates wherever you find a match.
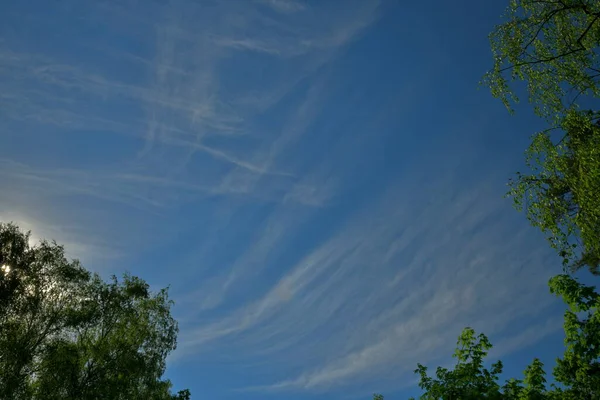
[0,223,190,400]
[508,108,600,274]
[484,0,600,119]
[485,0,600,275]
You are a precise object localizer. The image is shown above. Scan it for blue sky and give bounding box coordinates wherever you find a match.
[0,0,571,398]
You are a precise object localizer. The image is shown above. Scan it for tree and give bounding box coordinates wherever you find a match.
[484,0,600,120]
[402,329,545,399]
[508,108,600,274]
[408,328,504,400]
[549,274,600,398]
[0,223,189,399]
[0,223,92,399]
[482,0,600,275]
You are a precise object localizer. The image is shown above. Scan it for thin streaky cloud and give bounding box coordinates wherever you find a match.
[258,0,307,14]
[176,168,557,391]
[211,37,283,55]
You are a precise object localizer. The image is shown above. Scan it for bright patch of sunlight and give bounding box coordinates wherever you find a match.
[1,264,10,275]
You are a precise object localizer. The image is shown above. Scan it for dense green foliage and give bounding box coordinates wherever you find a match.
[0,223,190,400]
[486,0,600,275]
[484,0,600,119]
[508,109,600,274]
[411,328,505,400]
[485,0,600,275]
[550,274,600,398]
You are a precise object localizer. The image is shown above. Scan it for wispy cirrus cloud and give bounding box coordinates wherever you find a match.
[174,139,561,392]
[257,0,307,14]
[0,0,380,265]
[1,0,379,178]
